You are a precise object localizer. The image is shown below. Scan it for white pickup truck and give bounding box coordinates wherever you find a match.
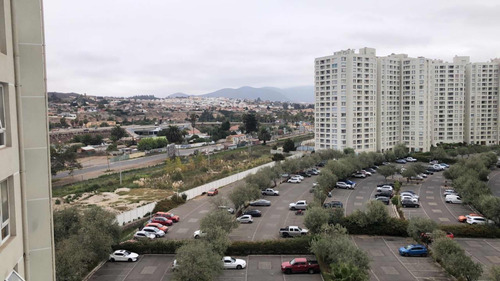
[261,188,280,196]
[289,200,307,210]
[279,226,309,237]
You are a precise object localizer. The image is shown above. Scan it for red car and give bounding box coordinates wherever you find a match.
[207,188,218,196]
[281,258,320,274]
[151,216,173,226]
[155,212,180,222]
[145,222,169,233]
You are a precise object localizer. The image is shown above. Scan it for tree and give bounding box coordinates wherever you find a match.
[50,145,82,175]
[393,143,409,159]
[401,166,417,182]
[203,226,231,256]
[343,147,355,155]
[173,241,223,281]
[159,125,185,144]
[110,125,127,142]
[242,113,259,133]
[200,209,238,234]
[258,127,272,144]
[304,206,330,234]
[384,150,397,162]
[406,217,438,241]
[430,146,448,161]
[365,201,389,225]
[189,113,198,135]
[60,117,69,128]
[330,262,369,281]
[283,139,296,153]
[221,120,231,131]
[229,184,261,213]
[317,169,338,191]
[489,266,500,281]
[377,165,397,180]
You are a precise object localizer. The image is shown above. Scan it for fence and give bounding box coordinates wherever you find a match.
[116,202,156,226]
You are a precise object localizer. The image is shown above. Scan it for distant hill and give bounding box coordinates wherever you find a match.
[48,92,81,102]
[202,86,290,102]
[167,92,190,98]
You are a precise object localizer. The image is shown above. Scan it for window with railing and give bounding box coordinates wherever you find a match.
[1,179,10,244]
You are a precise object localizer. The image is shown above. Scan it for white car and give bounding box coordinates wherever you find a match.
[336,182,352,189]
[445,194,462,204]
[443,190,458,196]
[218,206,235,214]
[406,157,417,162]
[236,215,253,223]
[466,216,494,225]
[193,230,207,239]
[293,175,305,180]
[400,195,419,203]
[419,173,428,178]
[109,250,139,262]
[361,170,372,176]
[288,178,301,183]
[142,226,165,238]
[400,192,419,199]
[377,185,393,192]
[289,200,307,210]
[134,231,155,240]
[223,256,247,269]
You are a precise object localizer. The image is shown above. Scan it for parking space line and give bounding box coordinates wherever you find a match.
[483,240,500,253]
[245,256,248,281]
[344,188,355,215]
[350,236,381,281]
[282,186,311,228]
[121,256,142,281]
[416,183,431,220]
[281,255,287,281]
[381,237,419,280]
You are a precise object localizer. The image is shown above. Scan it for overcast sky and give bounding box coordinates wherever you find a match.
[44,0,500,97]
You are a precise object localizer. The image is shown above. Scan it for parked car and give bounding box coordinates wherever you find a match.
[406,157,417,162]
[261,188,279,196]
[298,172,312,178]
[336,181,353,189]
[237,214,253,224]
[395,159,407,164]
[223,256,247,269]
[218,205,235,214]
[281,258,320,274]
[133,231,155,240]
[249,199,271,206]
[400,192,419,199]
[376,185,393,192]
[193,230,206,239]
[293,175,305,180]
[142,226,165,238]
[145,222,168,233]
[172,259,179,271]
[289,200,307,210]
[401,195,419,203]
[410,175,424,180]
[207,188,218,196]
[288,178,301,183]
[439,163,450,168]
[458,213,482,223]
[401,200,420,208]
[343,179,356,187]
[150,216,173,226]
[401,191,418,197]
[279,226,309,237]
[445,194,462,204]
[323,201,344,208]
[467,215,494,225]
[155,212,180,222]
[109,250,139,262]
[308,169,320,175]
[352,173,366,178]
[419,173,428,178]
[375,191,394,198]
[375,196,390,205]
[443,189,458,196]
[243,209,262,217]
[424,170,434,175]
[420,232,454,243]
[399,245,428,257]
[360,170,372,176]
[366,168,377,173]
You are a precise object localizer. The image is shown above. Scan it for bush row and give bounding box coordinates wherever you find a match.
[439,224,500,238]
[342,217,409,237]
[152,194,186,214]
[114,237,312,255]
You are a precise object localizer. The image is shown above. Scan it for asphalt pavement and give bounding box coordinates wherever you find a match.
[456,238,500,280]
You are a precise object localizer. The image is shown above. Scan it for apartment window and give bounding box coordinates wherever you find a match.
[1,179,9,243]
[0,84,5,147]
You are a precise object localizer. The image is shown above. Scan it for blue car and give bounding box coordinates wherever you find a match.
[342,179,356,187]
[399,244,428,257]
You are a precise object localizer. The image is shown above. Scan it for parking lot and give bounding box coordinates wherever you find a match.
[400,170,474,224]
[488,169,500,197]
[352,236,452,281]
[456,238,500,280]
[89,255,323,281]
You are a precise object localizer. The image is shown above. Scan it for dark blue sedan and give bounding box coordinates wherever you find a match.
[399,244,428,257]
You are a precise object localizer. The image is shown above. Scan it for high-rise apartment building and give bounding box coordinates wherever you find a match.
[315,48,500,153]
[0,1,56,280]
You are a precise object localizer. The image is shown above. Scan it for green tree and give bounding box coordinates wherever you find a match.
[283,139,296,153]
[402,166,417,182]
[229,184,261,213]
[159,125,186,144]
[343,147,355,155]
[173,241,223,281]
[431,146,448,161]
[407,217,438,241]
[203,226,231,256]
[110,125,127,142]
[200,209,238,234]
[50,145,82,175]
[393,143,409,159]
[258,127,272,144]
[304,206,330,234]
[365,200,389,225]
[60,117,69,128]
[317,169,338,191]
[330,262,369,281]
[188,113,198,135]
[377,164,397,180]
[489,266,500,281]
[221,120,231,131]
[242,113,259,133]
[384,150,397,162]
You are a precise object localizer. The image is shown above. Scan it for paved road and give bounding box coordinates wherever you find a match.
[488,169,500,197]
[401,170,473,224]
[352,236,452,281]
[90,255,322,281]
[456,238,500,280]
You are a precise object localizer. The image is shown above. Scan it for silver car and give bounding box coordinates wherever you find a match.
[249,199,271,206]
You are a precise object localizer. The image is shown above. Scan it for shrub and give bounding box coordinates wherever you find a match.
[152,195,186,214]
[114,239,185,254]
[407,217,438,241]
[227,237,312,255]
[439,224,500,238]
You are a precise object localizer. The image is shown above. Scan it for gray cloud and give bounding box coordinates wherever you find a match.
[43,0,500,97]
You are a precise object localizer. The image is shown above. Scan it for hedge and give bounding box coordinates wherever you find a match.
[440,224,500,238]
[342,217,409,237]
[113,237,313,255]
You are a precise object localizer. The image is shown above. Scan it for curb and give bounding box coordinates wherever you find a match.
[82,260,107,281]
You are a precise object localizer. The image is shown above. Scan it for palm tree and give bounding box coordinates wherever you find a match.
[189,113,198,135]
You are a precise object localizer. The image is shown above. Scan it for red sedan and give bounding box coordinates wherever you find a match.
[207,188,218,196]
[151,216,173,226]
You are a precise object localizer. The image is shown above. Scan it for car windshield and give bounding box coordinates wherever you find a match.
[124,251,130,255]
[290,259,296,265]
[404,245,413,250]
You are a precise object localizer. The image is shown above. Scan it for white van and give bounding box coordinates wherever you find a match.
[445,194,462,204]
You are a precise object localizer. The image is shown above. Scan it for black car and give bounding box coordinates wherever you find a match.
[365,168,376,173]
[375,197,390,205]
[424,170,434,175]
[323,201,343,208]
[401,200,420,208]
[243,209,262,217]
[299,172,312,178]
[375,191,394,198]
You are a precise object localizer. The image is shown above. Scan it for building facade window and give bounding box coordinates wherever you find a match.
[0,84,5,147]
[1,179,9,243]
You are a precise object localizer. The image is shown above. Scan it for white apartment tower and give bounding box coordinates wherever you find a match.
[315,48,500,153]
[315,48,377,152]
[0,1,56,280]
